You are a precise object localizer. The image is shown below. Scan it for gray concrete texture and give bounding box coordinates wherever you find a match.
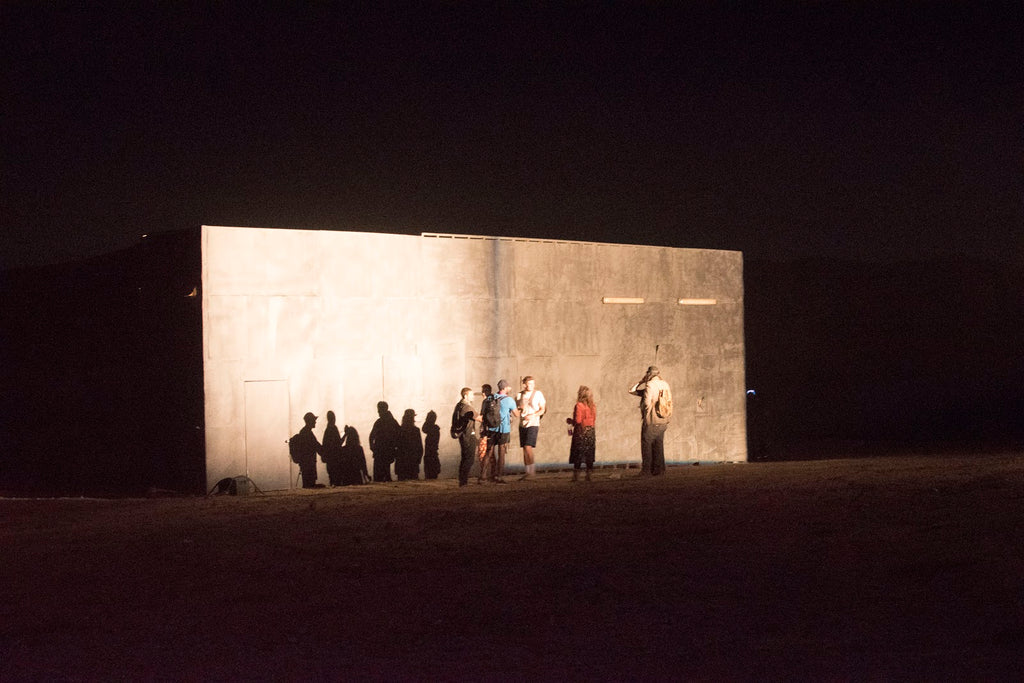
[202,226,746,491]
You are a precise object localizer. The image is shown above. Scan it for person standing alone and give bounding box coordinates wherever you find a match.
[567,385,596,482]
[629,366,672,476]
[516,376,546,480]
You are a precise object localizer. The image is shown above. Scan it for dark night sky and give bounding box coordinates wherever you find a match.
[3,2,1021,269]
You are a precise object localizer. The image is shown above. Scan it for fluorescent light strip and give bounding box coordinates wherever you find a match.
[602,297,645,304]
[678,298,717,305]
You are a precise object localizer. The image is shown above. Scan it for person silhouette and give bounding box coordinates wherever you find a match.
[293,412,322,488]
[422,410,441,479]
[396,409,422,480]
[369,401,400,482]
[322,411,344,487]
[340,425,369,485]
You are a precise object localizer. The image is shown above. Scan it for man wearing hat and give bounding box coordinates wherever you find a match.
[293,411,323,488]
[629,366,672,476]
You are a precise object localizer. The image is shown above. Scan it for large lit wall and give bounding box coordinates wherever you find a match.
[201,225,746,490]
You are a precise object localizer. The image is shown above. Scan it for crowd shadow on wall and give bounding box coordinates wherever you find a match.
[360,402,455,483]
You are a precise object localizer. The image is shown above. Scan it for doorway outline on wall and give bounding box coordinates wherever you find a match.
[243,379,292,491]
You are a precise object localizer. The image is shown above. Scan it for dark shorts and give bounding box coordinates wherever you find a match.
[518,425,539,448]
[489,431,510,446]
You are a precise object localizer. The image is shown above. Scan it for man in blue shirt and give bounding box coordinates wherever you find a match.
[481,379,520,484]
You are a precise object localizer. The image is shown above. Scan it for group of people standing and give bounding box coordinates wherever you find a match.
[292,365,672,489]
[451,375,605,485]
[451,376,557,486]
[290,404,444,489]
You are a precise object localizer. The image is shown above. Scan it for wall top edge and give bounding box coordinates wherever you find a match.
[199,225,741,256]
[421,232,741,255]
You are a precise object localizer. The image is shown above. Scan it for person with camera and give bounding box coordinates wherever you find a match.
[629,366,672,476]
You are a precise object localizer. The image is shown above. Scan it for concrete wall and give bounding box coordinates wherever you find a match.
[202,226,746,491]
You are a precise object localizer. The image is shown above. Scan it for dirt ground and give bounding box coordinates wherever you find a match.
[3,450,1024,681]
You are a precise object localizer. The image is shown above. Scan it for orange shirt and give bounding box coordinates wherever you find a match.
[573,401,596,427]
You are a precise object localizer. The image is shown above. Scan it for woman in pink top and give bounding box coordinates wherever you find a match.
[567,385,596,481]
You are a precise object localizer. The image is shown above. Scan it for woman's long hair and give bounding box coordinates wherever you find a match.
[576,385,595,411]
[343,425,361,447]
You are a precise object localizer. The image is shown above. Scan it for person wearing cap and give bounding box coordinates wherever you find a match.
[481,379,519,484]
[629,366,672,476]
[294,411,323,488]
